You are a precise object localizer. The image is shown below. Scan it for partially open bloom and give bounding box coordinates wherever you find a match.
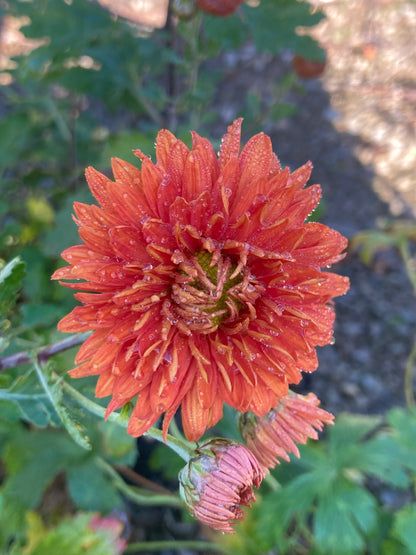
[52,118,349,442]
[239,391,334,471]
[179,439,264,533]
[196,0,243,17]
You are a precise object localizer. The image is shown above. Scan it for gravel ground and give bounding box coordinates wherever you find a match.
[274,0,416,415]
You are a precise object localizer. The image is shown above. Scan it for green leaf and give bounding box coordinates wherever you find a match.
[34,361,91,450]
[29,512,124,555]
[67,460,123,512]
[243,0,325,60]
[357,434,409,488]
[314,479,377,554]
[98,420,136,465]
[393,505,416,555]
[329,413,382,449]
[43,188,94,258]
[3,428,87,509]
[351,229,400,265]
[387,407,416,473]
[97,130,156,168]
[0,257,25,319]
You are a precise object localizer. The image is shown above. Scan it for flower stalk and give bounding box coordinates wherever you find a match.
[60,376,195,461]
[96,457,182,508]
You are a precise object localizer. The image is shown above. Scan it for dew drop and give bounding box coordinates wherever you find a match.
[157,403,165,413]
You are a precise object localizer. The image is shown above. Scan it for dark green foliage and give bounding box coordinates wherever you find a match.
[220,410,416,554]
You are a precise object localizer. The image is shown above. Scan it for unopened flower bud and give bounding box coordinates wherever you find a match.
[179,438,264,533]
[239,392,334,471]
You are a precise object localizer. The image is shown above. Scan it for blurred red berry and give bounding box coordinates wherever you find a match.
[196,0,243,17]
[292,55,326,79]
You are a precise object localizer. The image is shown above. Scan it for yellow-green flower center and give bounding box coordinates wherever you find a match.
[164,248,265,336]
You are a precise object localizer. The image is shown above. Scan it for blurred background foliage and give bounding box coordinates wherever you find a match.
[1,0,416,553]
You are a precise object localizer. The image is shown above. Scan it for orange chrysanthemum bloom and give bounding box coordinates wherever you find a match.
[179,439,264,533]
[52,119,349,442]
[240,391,334,471]
[196,0,243,17]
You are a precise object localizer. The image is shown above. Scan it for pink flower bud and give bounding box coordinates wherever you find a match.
[179,439,264,533]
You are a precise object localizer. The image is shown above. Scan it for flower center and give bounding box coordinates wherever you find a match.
[163,249,265,335]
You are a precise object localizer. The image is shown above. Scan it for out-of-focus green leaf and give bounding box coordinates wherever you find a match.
[149,442,184,480]
[243,0,325,60]
[97,131,156,168]
[351,229,400,265]
[27,512,125,555]
[98,420,136,466]
[393,505,416,555]
[387,407,416,473]
[357,434,409,488]
[0,257,25,319]
[2,428,87,509]
[327,413,382,462]
[67,460,124,512]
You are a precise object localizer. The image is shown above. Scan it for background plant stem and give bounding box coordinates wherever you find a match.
[124,540,226,553]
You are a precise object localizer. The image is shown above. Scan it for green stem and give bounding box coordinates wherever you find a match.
[264,472,281,491]
[34,361,64,420]
[60,378,195,460]
[0,392,48,401]
[144,427,196,461]
[186,12,204,130]
[404,335,416,408]
[124,540,226,553]
[399,240,416,295]
[96,457,182,508]
[168,415,186,441]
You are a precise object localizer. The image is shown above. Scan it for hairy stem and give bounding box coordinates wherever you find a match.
[60,378,195,460]
[0,332,90,371]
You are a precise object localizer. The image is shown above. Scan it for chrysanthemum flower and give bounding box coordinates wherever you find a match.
[52,118,349,442]
[196,0,243,17]
[179,438,264,533]
[239,391,334,471]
